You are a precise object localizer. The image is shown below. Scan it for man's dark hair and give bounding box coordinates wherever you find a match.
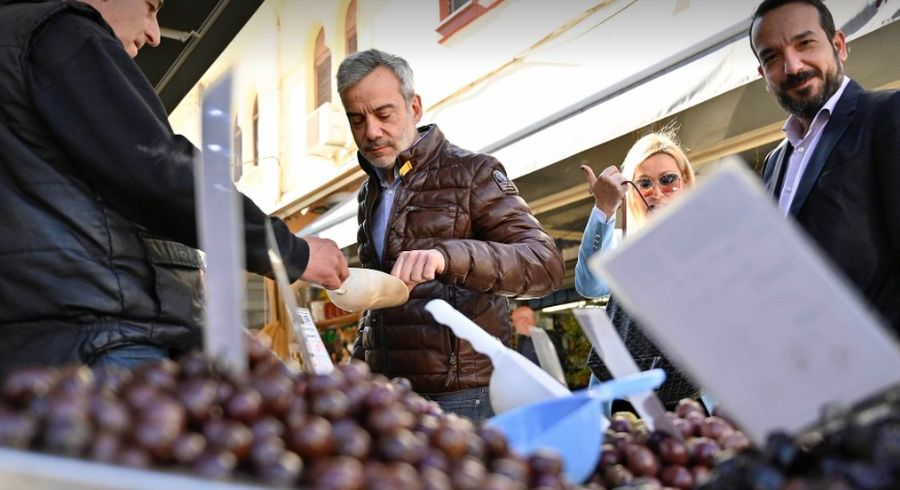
[749,0,837,55]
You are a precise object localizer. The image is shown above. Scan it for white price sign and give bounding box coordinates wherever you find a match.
[591,163,900,446]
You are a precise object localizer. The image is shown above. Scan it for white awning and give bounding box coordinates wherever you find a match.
[295,195,357,249]
[297,1,899,246]
[479,1,900,178]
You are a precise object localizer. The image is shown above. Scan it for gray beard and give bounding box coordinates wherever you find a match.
[367,158,395,169]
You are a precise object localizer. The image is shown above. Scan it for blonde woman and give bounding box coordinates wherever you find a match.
[574,129,701,409]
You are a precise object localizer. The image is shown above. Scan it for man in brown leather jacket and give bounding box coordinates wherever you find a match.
[337,49,564,421]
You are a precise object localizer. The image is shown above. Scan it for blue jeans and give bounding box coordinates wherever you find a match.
[91,344,169,370]
[424,386,494,423]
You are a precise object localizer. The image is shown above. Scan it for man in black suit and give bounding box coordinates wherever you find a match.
[750,0,900,335]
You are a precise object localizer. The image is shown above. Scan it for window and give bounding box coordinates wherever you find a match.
[436,0,503,43]
[244,274,268,330]
[251,96,259,165]
[449,0,468,13]
[345,0,357,55]
[231,117,242,181]
[314,28,332,108]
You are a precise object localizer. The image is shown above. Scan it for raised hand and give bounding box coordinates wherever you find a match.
[581,164,627,218]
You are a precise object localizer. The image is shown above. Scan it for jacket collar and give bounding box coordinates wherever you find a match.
[787,79,862,216]
[763,139,792,198]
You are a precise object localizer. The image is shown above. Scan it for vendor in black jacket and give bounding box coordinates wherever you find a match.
[0,0,348,378]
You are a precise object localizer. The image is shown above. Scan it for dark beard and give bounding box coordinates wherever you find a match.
[776,64,843,120]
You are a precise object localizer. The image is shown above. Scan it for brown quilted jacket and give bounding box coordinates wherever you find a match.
[351,125,564,394]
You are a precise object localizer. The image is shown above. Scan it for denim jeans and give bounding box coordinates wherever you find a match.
[423,386,494,424]
[90,344,169,370]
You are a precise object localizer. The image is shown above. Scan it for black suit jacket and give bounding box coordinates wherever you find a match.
[762,80,900,335]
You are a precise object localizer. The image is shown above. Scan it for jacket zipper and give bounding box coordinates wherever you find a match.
[407,204,449,212]
[444,286,459,389]
[363,180,388,354]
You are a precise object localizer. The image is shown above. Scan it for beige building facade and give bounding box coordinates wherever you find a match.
[168,0,900,293]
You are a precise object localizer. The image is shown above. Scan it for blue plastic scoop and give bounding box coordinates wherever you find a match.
[487,369,666,484]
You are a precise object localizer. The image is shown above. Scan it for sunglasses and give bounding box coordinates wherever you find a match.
[620,172,683,212]
[633,173,682,194]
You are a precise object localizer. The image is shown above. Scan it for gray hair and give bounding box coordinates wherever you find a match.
[337,49,415,102]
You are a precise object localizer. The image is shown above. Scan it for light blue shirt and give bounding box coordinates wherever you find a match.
[371,166,402,261]
[574,206,617,298]
[778,76,850,214]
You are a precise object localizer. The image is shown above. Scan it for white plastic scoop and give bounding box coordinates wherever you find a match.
[326,268,410,312]
[425,299,570,414]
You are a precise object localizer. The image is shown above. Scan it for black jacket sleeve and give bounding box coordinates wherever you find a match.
[26,13,309,280]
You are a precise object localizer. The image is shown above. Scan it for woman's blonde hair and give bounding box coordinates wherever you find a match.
[620,126,695,232]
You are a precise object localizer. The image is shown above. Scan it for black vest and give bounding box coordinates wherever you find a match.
[0,0,203,374]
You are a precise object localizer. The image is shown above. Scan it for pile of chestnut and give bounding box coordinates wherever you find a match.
[698,391,900,490]
[0,338,570,489]
[584,399,752,490]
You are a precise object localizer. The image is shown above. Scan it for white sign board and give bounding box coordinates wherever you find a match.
[293,307,335,375]
[197,75,247,376]
[590,163,900,446]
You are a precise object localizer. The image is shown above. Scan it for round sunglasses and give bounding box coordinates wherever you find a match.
[633,173,682,194]
[621,173,682,211]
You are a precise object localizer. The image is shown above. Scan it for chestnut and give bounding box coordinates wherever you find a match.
[659,464,694,489]
[490,456,530,484]
[451,456,488,490]
[657,436,690,466]
[287,415,334,459]
[176,378,219,424]
[689,437,721,467]
[310,456,365,490]
[204,419,252,460]
[2,367,58,404]
[431,425,468,460]
[191,449,237,480]
[250,415,285,440]
[117,446,153,469]
[332,420,371,460]
[477,426,509,460]
[367,405,414,435]
[0,408,36,448]
[135,359,179,392]
[700,416,732,442]
[249,435,287,468]
[90,394,130,435]
[257,450,302,487]
[377,428,423,464]
[420,466,453,490]
[171,432,207,465]
[337,360,370,385]
[87,431,121,463]
[624,444,659,477]
[42,418,92,456]
[528,448,563,476]
[311,390,350,421]
[224,386,263,424]
[674,398,705,418]
[250,372,293,417]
